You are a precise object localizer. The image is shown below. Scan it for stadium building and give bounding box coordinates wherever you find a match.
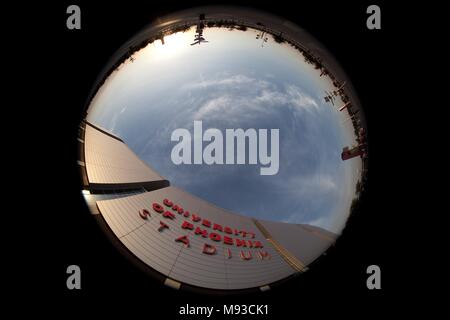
[78,120,337,293]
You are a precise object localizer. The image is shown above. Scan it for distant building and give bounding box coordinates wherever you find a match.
[341,146,364,161]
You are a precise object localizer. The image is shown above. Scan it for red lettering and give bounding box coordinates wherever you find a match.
[209,233,221,242]
[202,243,216,255]
[172,205,183,214]
[253,241,264,248]
[139,209,150,220]
[155,203,261,255]
[240,251,252,260]
[235,239,247,247]
[162,211,175,219]
[258,251,271,260]
[175,235,190,247]
[224,226,233,234]
[194,227,208,238]
[223,236,234,245]
[158,221,169,232]
[202,219,211,228]
[152,203,164,213]
[181,221,194,230]
[163,198,173,207]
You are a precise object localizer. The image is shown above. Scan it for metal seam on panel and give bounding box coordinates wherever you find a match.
[167,229,194,278]
[252,219,306,273]
[117,221,147,239]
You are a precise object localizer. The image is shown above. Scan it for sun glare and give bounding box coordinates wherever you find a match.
[151,31,193,60]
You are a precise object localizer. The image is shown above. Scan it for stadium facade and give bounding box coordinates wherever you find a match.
[78,120,337,293]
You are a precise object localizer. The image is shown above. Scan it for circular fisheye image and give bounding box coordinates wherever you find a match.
[78,6,368,293]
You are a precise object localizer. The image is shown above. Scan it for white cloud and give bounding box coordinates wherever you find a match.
[184,74,262,90]
[278,174,338,200]
[109,112,119,132]
[119,105,128,114]
[285,85,319,112]
[186,74,321,122]
[195,95,232,118]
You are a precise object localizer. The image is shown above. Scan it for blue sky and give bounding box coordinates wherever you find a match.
[87,27,361,233]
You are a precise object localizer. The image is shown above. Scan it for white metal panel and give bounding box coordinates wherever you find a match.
[84,123,166,185]
[96,187,297,290]
[258,219,337,266]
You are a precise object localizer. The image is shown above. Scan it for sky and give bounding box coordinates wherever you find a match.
[87,27,362,234]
